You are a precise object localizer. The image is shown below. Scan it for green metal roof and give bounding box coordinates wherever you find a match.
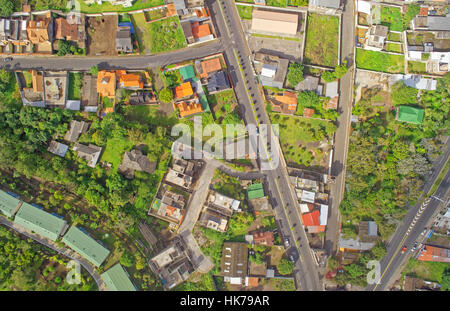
[179,65,195,81]
[397,106,424,124]
[247,183,265,200]
[62,226,110,267]
[0,190,21,218]
[14,202,67,241]
[101,263,136,291]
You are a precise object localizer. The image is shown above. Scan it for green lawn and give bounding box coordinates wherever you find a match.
[385,42,403,53]
[288,0,308,7]
[403,259,450,283]
[131,12,153,54]
[408,61,427,74]
[235,0,254,3]
[149,16,187,54]
[356,48,404,73]
[23,71,33,88]
[304,13,339,67]
[236,4,253,19]
[387,32,402,42]
[68,72,83,100]
[266,0,287,7]
[76,0,164,13]
[380,6,403,32]
[101,137,134,169]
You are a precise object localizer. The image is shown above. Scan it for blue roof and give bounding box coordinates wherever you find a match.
[118,22,134,34]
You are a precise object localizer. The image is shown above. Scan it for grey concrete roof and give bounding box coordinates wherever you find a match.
[310,0,340,9]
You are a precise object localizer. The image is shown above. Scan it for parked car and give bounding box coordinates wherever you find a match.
[289,255,295,262]
[421,228,427,235]
[284,238,290,248]
[411,242,418,252]
[3,57,12,62]
[401,246,407,254]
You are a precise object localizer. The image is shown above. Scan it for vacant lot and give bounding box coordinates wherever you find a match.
[385,42,403,53]
[408,61,427,74]
[86,16,117,56]
[356,49,404,73]
[387,32,401,42]
[76,0,164,13]
[380,6,403,31]
[68,72,83,100]
[237,4,253,19]
[133,15,186,54]
[269,113,332,169]
[403,259,450,283]
[266,0,287,7]
[304,13,339,67]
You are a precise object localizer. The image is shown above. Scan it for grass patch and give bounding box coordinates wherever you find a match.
[408,61,427,74]
[101,137,134,169]
[266,0,287,7]
[403,259,450,283]
[304,13,339,67]
[380,6,403,32]
[356,48,404,73]
[236,4,253,19]
[149,16,187,54]
[68,72,83,100]
[271,278,296,291]
[288,0,308,7]
[387,32,401,42]
[385,42,403,53]
[76,0,164,13]
[131,12,153,54]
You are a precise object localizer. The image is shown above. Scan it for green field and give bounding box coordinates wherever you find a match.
[385,42,403,53]
[68,72,83,100]
[149,17,187,54]
[288,0,308,7]
[403,259,450,284]
[380,6,403,32]
[356,49,404,73]
[76,0,164,13]
[101,137,134,169]
[408,61,427,74]
[387,32,402,42]
[266,0,287,7]
[304,13,339,67]
[236,4,253,19]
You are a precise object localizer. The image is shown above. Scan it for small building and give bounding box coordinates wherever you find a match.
[199,57,222,78]
[253,231,274,246]
[221,242,249,285]
[26,13,53,46]
[198,208,229,232]
[191,21,213,42]
[403,75,437,91]
[251,9,298,36]
[43,71,68,107]
[47,140,69,158]
[118,149,156,179]
[366,25,388,51]
[165,168,193,189]
[295,75,320,92]
[97,71,116,99]
[62,226,110,267]
[309,0,341,9]
[64,120,90,143]
[116,26,133,54]
[325,80,339,109]
[207,191,241,213]
[181,21,194,44]
[179,65,196,82]
[396,105,425,125]
[303,108,314,118]
[149,237,194,290]
[271,91,297,114]
[418,245,450,263]
[116,71,143,89]
[54,15,86,49]
[73,143,102,168]
[174,100,203,118]
[247,183,265,200]
[14,202,67,241]
[175,82,194,99]
[101,263,136,291]
[0,190,22,218]
[206,71,231,93]
[66,100,81,111]
[254,52,289,89]
[338,221,378,252]
[149,189,186,227]
[129,91,157,105]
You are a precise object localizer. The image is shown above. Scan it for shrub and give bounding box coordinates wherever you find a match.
[158,88,173,103]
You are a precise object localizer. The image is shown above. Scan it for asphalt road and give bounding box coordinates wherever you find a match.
[367,138,450,291]
[0,40,224,71]
[324,0,356,258]
[208,0,321,290]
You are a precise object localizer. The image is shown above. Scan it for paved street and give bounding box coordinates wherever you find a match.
[367,138,450,291]
[324,0,356,258]
[0,40,223,71]
[0,216,105,290]
[207,0,321,290]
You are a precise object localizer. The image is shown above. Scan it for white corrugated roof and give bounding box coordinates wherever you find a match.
[319,204,328,226]
[357,0,371,14]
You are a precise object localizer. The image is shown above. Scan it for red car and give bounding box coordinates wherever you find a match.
[401,246,407,254]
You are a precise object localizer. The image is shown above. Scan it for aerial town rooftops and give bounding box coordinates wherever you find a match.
[118,149,156,179]
[200,57,222,78]
[97,71,116,98]
[198,208,229,232]
[207,71,230,93]
[26,14,52,44]
[175,82,194,98]
[272,91,297,114]
[54,17,79,42]
[0,190,22,218]
[116,71,143,89]
[175,100,203,118]
[191,21,211,40]
[14,202,67,241]
[418,245,450,263]
[252,231,274,246]
[101,263,136,291]
[221,242,248,281]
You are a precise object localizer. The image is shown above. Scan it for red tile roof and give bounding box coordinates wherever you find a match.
[303,108,314,117]
[302,210,320,227]
[191,21,211,39]
[419,7,428,16]
[418,245,450,263]
[252,231,274,246]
